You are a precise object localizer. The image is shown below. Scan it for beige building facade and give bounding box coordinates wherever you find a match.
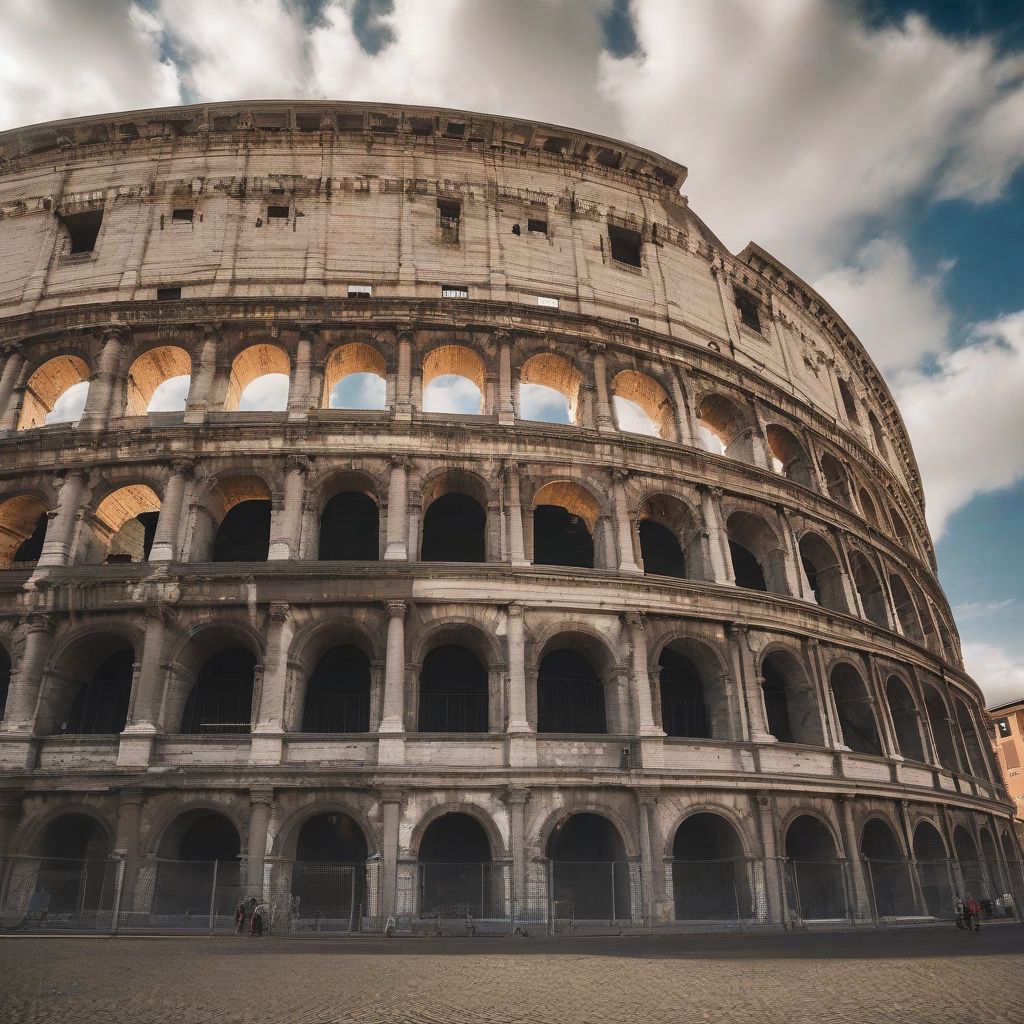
[0,101,1018,929]
[989,699,1024,837]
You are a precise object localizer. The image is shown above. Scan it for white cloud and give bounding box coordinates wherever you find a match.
[148,374,191,412]
[963,641,1024,708]
[45,381,89,424]
[953,599,1017,621]
[613,395,657,436]
[423,374,481,414]
[329,371,386,410]
[519,383,572,425]
[238,373,289,410]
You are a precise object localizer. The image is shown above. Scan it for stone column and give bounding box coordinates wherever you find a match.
[148,460,192,562]
[666,368,694,446]
[379,791,402,920]
[626,614,661,738]
[35,470,87,568]
[590,343,615,432]
[113,788,143,858]
[383,459,408,561]
[699,485,734,584]
[504,464,528,566]
[895,800,927,915]
[184,329,218,423]
[0,792,23,857]
[637,795,658,925]
[269,456,310,560]
[379,602,407,763]
[78,326,127,431]
[611,470,641,573]
[252,603,294,764]
[754,793,784,925]
[1,614,53,734]
[0,344,25,433]
[836,795,872,920]
[775,506,806,599]
[727,624,774,743]
[394,330,413,420]
[506,604,531,734]
[505,787,529,915]
[287,330,313,421]
[245,788,274,893]
[804,638,841,749]
[118,606,172,766]
[497,332,514,425]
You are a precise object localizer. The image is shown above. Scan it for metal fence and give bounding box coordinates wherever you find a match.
[670,858,764,923]
[782,859,851,922]
[864,859,919,920]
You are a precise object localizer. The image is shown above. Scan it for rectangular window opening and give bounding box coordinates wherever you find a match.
[157,286,182,301]
[735,289,762,333]
[527,218,548,236]
[438,199,461,243]
[997,717,1012,738]
[267,205,290,220]
[171,208,194,223]
[537,295,559,308]
[608,224,642,268]
[60,209,103,254]
[347,284,373,298]
[441,285,468,299]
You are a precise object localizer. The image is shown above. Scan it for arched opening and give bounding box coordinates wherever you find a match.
[923,686,959,770]
[180,648,255,734]
[547,813,631,921]
[418,645,488,733]
[17,355,90,429]
[885,676,925,762]
[954,826,988,901]
[611,370,675,440]
[672,813,750,920]
[154,810,241,920]
[532,481,598,569]
[889,574,924,644]
[318,492,379,560]
[658,649,709,738]
[292,813,369,927]
[861,818,914,917]
[206,476,272,562]
[418,813,497,919]
[0,645,10,720]
[869,410,887,454]
[125,346,192,415]
[765,425,814,488]
[537,648,607,734]
[696,394,753,461]
[858,487,881,529]
[954,697,988,780]
[727,511,787,594]
[889,506,913,550]
[798,533,848,612]
[322,343,387,410]
[819,453,853,508]
[421,494,486,562]
[913,821,951,917]
[302,645,371,733]
[638,494,701,580]
[225,344,290,411]
[979,829,1003,910]
[0,494,49,568]
[92,485,161,564]
[761,652,823,746]
[519,353,580,424]
[34,814,111,917]
[422,345,484,415]
[55,649,134,735]
[849,551,889,628]
[837,378,860,424]
[829,663,882,756]
[785,816,845,920]
[638,521,685,578]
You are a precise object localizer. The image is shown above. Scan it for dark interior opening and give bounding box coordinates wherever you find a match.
[171,208,194,223]
[659,649,709,738]
[0,646,9,720]
[302,645,371,733]
[533,505,593,568]
[179,813,241,862]
[527,218,548,235]
[761,659,794,743]
[784,816,844,919]
[35,815,111,914]
[291,813,369,922]
[420,813,491,863]
[639,520,686,578]
[421,493,485,562]
[735,290,761,333]
[537,648,606,733]
[212,501,271,562]
[729,540,767,591]
[608,224,641,267]
[267,205,290,219]
[547,813,630,920]
[801,556,821,603]
[672,813,750,920]
[181,647,255,734]
[319,491,379,560]
[417,813,496,918]
[418,644,488,732]
[886,677,925,762]
[296,813,368,862]
[13,512,48,565]
[156,286,182,301]
[60,649,134,735]
[830,666,882,756]
[105,511,159,564]
[60,209,103,254]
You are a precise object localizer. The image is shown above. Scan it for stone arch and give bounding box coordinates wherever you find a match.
[819,452,853,509]
[759,646,825,746]
[765,424,815,488]
[849,549,890,628]
[316,469,381,562]
[885,674,926,762]
[271,801,380,859]
[18,354,91,429]
[783,812,846,919]
[782,810,842,860]
[322,342,388,410]
[913,819,949,859]
[797,531,849,612]
[519,352,581,424]
[224,343,290,411]
[652,634,731,740]
[144,797,246,858]
[531,479,602,569]
[636,492,703,580]
[422,343,485,414]
[409,802,507,861]
[953,824,989,900]
[857,485,882,529]
[420,468,491,563]
[125,345,192,415]
[922,682,959,770]
[696,392,756,461]
[89,483,162,564]
[868,410,887,454]
[888,571,925,644]
[889,504,914,551]
[533,626,621,734]
[610,369,676,440]
[726,509,789,595]
[670,808,753,920]
[191,473,273,562]
[829,661,883,756]
[859,814,906,859]
[837,377,861,425]
[15,804,115,859]
[953,694,989,780]
[0,492,50,568]
[535,803,639,862]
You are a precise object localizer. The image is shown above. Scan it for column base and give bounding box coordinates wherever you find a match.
[250,728,284,765]
[0,732,36,769]
[377,733,406,765]
[507,732,536,768]
[267,542,291,560]
[383,545,407,561]
[117,725,156,767]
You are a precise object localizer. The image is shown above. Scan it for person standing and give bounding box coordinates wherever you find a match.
[234,898,247,934]
[965,897,982,933]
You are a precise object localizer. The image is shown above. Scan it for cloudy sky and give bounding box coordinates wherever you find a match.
[6,0,1023,705]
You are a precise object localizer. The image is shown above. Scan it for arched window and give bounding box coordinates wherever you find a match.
[923,686,959,770]
[547,813,631,921]
[225,344,290,411]
[954,696,988,780]
[92,484,161,564]
[761,652,823,746]
[637,495,700,580]
[302,645,371,733]
[885,676,925,762]
[889,505,913,550]
[537,648,606,734]
[519,353,580,424]
[322,343,387,410]
[532,481,598,569]
[830,663,882,756]
[422,345,484,414]
[696,394,753,461]
[638,521,685,577]
[55,649,134,735]
[125,346,192,415]
[860,818,914,918]
[849,551,889,628]
[658,649,709,738]
[0,494,49,568]
[819,453,853,508]
[610,370,676,440]
[913,821,951,917]
[858,487,881,529]
[319,492,379,560]
[292,813,369,926]
[18,355,90,429]
[797,532,848,612]
[421,493,486,562]
[35,814,111,915]
[418,645,488,733]
[868,410,887,454]
[181,648,255,734]
[726,511,788,595]
[418,813,498,918]
[889,574,924,644]
[205,476,273,563]
[765,425,814,488]
[785,816,845,921]
[672,813,750,920]
[837,377,860,424]
[154,810,241,917]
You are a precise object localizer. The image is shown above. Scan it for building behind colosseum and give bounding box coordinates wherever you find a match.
[0,100,1019,932]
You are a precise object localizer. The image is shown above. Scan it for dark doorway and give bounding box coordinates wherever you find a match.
[730,540,767,590]
[537,649,606,733]
[59,649,134,735]
[886,677,925,762]
[418,813,497,918]
[830,665,882,756]
[761,659,794,743]
[672,813,750,921]
[13,512,48,565]
[213,501,271,561]
[302,645,371,733]
[547,813,631,921]
[785,816,845,920]
[319,492,379,560]
[418,645,488,732]
[533,505,593,568]
[292,813,369,927]
[0,646,9,720]
[913,821,951,917]
[36,814,112,916]
[181,648,255,734]
[861,818,914,917]
[639,520,686,577]
[421,494,486,562]
[658,649,709,738]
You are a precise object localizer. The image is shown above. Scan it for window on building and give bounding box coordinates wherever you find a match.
[608,224,642,268]
[60,209,103,254]
[537,295,559,308]
[527,218,548,236]
[347,284,373,298]
[735,289,762,333]
[156,286,182,301]
[267,205,290,220]
[441,284,468,299]
[171,208,195,223]
[438,199,460,243]
[997,717,1012,738]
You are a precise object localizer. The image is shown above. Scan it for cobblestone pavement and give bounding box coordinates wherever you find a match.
[2,927,1024,1024]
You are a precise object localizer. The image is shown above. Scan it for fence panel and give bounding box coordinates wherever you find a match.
[864,859,918,920]
[547,861,640,925]
[417,862,506,922]
[262,861,372,933]
[916,859,954,919]
[784,859,849,922]
[0,856,118,930]
[958,859,991,902]
[670,859,749,922]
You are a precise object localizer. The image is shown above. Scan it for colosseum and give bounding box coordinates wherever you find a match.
[0,100,1018,934]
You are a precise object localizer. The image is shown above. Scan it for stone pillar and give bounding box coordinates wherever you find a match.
[699,485,734,584]
[505,787,529,915]
[505,464,528,566]
[113,788,143,858]
[0,344,25,433]
[836,795,872,920]
[895,800,927,915]
[379,791,402,920]
[394,330,413,420]
[269,456,310,560]
[379,602,407,763]
[287,330,313,421]
[611,471,640,573]
[118,606,172,766]
[78,326,127,431]
[775,506,806,599]
[727,624,774,743]
[666,369,694,446]
[1,614,53,737]
[0,792,23,857]
[804,638,842,749]
[754,793,784,925]
[383,459,408,561]
[245,788,274,893]
[506,604,535,768]
[148,460,192,562]
[184,329,218,423]
[637,795,657,925]
[252,603,294,764]
[35,470,86,568]
[590,343,614,432]
[497,332,514,425]
[626,614,661,738]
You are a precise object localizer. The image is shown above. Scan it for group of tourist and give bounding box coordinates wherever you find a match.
[234,895,266,936]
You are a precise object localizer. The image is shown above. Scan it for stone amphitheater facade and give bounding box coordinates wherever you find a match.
[0,100,1018,930]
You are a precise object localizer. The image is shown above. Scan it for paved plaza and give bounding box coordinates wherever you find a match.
[2,926,1024,1024]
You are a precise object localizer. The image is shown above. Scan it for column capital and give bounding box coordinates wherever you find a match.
[611,467,630,485]
[249,787,275,807]
[376,787,404,805]
[170,458,195,477]
[117,787,144,807]
[3,342,24,359]
[286,454,313,476]
[19,612,54,634]
[503,786,530,806]
[199,321,222,342]
[144,603,176,627]
[491,329,512,346]
[384,600,407,618]
[394,324,416,344]
[587,340,607,356]
[624,610,645,630]
[507,602,526,619]
[389,455,410,470]
[100,323,131,345]
[269,602,291,623]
